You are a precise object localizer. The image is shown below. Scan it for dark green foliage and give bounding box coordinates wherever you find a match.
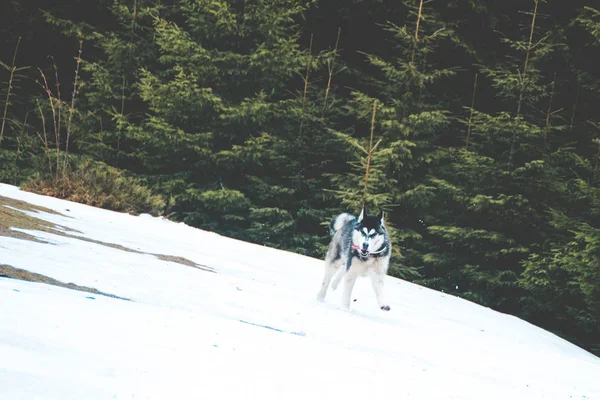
[1,0,600,355]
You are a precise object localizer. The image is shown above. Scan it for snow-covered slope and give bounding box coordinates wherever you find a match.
[1,183,598,400]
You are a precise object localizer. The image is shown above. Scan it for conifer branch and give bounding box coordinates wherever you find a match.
[465,73,478,150]
[0,37,21,148]
[322,27,341,118]
[363,100,377,206]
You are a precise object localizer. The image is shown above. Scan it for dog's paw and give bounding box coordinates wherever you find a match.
[380,305,391,311]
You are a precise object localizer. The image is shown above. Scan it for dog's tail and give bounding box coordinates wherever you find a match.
[329,213,355,235]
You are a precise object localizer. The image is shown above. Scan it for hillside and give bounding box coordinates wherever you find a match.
[1,183,599,400]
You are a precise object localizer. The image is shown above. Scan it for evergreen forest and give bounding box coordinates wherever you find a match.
[1,0,599,355]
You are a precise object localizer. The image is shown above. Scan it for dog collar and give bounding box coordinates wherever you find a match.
[352,245,387,257]
[368,246,387,255]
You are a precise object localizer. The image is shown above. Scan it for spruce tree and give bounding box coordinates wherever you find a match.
[328,0,459,280]
[518,5,600,354]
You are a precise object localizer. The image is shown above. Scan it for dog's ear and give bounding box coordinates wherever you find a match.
[378,210,385,226]
[357,207,365,223]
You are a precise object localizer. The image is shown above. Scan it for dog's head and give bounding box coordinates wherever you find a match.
[352,207,387,260]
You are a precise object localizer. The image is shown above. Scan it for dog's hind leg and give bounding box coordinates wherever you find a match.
[331,257,351,291]
[317,260,339,302]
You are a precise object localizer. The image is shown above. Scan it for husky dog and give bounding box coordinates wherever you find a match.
[317,208,391,311]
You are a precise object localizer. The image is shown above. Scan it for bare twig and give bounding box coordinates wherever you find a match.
[298,34,314,138]
[322,27,341,118]
[363,100,377,206]
[410,0,424,65]
[510,0,540,167]
[542,73,556,163]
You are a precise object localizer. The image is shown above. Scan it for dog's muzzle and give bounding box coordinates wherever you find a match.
[352,244,370,260]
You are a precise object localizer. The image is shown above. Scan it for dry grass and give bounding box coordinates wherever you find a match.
[0,195,73,242]
[0,195,215,273]
[0,264,130,301]
[24,159,166,216]
[156,255,214,272]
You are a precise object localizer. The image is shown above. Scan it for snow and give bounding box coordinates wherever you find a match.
[1,182,599,400]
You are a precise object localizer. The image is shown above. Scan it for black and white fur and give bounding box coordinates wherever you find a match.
[317,208,391,311]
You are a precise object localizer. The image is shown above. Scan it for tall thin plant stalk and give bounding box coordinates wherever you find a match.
[64,34,84,173]
[298,34,314,137]
[510,0,540,167]
[363,100,377,205]
[0,37,22,147]
[410,0,424,65]
[465,73,478,150]
[38,68,61,178]
[594,141,600,185]
[569,84,579,134]
[303,34,313,107]
[14,110,29,181]
[403,0,424,119]
[129,0,138,60]
[117,0,138,165]
[52,57,63,155]
[36,99,53,174]
[322,27,341,118]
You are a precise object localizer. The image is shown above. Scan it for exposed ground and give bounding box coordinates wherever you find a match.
[0,195,214,300]
[0,264,130,300]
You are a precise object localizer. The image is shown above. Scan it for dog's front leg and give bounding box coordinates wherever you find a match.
[370,273,390,311]
[341,272,358,309]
